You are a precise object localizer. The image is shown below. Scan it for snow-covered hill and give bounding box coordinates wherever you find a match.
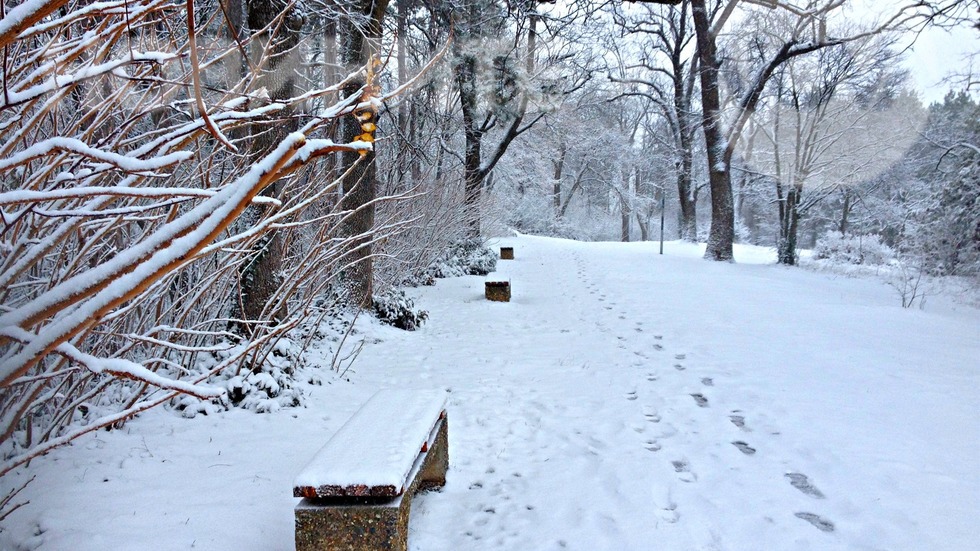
[2,236,977,550]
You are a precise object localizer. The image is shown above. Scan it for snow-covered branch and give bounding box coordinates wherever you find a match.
[0,0,430,495]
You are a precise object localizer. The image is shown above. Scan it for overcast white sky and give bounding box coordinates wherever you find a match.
[842,0,979,104]
[903,23,978,104]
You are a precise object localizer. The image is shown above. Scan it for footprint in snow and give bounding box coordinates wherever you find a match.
[657,503,679,523]
[732,441,756,455]
[671,460,697,483]
[674,363,686,371]
[653,344,663,351]
[654,335,662,340]
[701,377,713,386]
[644,439,662,452]
[643,407,661,423]
[795,512,835,533]
[785,473,825,499]
[626,391,638,401]
[646,373,658,382]
[674,354,686,360]
[690,393,709,408]
[729,412,749,430]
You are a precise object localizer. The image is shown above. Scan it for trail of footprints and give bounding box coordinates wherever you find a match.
[575,253,835,535]
[627,342,837,534]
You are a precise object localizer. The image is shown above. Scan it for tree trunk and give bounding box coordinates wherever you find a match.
[674,48,698,242]
[553,142,566,220]
[395,0,411,189]
[221,0,245,90]
[677,168,698,241]
[456,53,483,238]
[337,0,390,307]
[839,190,851,236]
[777,185,802,265]
[637,211,650,241]
[620,194,631,242]
[691,0,734,260]
[320,18,339,207]
[455,6,537,239]
[238,0,302,329]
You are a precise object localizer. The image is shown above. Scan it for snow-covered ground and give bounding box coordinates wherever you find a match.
[2,235,977,550]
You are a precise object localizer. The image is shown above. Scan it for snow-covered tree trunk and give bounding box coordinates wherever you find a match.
[554,142,567,220]
[337,0,390,307]
[457,51,485,238]
[239,0,304,328]
[691,0,735,260]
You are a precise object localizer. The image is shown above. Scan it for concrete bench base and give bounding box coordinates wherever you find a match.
[485,281,511,302]
[295,417,449,551]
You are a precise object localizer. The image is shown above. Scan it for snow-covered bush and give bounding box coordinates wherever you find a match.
[813,232,895,265]
[428,239,498,277]
[372,290,429,331]
[170,337,305,417]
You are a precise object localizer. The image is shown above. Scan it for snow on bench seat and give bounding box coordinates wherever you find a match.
[293,389,447,499]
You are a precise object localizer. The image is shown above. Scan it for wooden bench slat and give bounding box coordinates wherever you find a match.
[293,389,448,498]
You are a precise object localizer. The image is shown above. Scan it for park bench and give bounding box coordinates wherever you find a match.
[293,389,449,551]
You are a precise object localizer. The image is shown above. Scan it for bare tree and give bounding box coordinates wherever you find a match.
[453,0,548,237]
[613,0,702,241]
[629,0,948,260]
[738,21,912,264]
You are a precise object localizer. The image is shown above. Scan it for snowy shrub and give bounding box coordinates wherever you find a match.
[813,232,895,266]
[171,394,225,419]
[171,337,306,418]
[372,290,429,331]
[429,239,498,277]
[461,242,500,276]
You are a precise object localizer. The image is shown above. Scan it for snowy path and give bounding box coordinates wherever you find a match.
[2,236,977,550]
[362,236,978,550]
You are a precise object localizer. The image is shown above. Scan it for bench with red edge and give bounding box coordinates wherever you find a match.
[293,389,449,551]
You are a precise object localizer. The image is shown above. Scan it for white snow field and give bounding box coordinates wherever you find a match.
[2,235,978,551]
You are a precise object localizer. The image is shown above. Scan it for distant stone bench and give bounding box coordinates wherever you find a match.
[485,276,511,302]
[500,246,514,260]
[293,389,449,551]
